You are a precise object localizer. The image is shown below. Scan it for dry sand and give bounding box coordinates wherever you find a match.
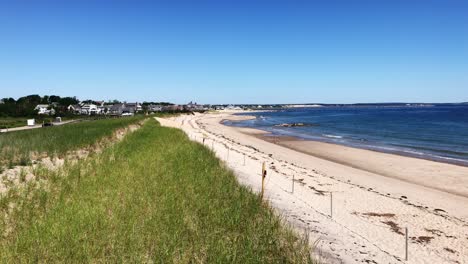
[156,112,468,264]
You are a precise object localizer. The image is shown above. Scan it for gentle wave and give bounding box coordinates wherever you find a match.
[322,134,343,139]
[354,144,468,165]
[391,143,468,157]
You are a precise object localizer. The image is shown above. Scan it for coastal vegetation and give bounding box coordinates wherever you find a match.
[0,117,29,129]
[0,116,81,129]
[0,95,79,118]
[0,116,145,170]
[0,119,313,262]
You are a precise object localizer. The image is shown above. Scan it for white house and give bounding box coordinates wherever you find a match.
[148,104,163,112]
[226,105,242,111]
[68,104,82,114]
[35,104,55,115]
[80,104,100,115]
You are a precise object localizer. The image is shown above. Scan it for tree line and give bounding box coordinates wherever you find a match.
[0,95,79,117]
[0,95,177,117]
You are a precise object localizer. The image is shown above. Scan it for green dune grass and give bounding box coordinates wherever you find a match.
[0,117,29,129]
[0,119,314,263]
[0,116,145,170]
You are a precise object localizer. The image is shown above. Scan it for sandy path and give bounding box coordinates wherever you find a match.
[156,113,468,264]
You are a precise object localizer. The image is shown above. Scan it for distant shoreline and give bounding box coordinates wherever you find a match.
[220,111,468,198]
[239,126,468,168]
[224,110,468,168]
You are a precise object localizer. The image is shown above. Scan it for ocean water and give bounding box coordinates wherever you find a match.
[223,105,468,166]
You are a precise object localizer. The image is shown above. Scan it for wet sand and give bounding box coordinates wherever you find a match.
[252,133,468,198]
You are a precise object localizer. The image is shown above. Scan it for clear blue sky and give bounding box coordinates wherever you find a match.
[0,0,467,104]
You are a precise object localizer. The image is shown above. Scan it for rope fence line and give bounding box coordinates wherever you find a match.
[182,124,443,263]
[211,135,410,262]
[258,161,405,263]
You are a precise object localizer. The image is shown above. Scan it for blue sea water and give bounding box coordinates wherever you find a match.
[224,105,468,166]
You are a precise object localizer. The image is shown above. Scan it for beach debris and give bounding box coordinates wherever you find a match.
[362,212,395,218]
[444,247,456,254]
[382,220,404,235]
[425,228,444,236]
[424,228,457,239]
[411,236,434,244]
[246,145,259,151]
[308,185,325,195]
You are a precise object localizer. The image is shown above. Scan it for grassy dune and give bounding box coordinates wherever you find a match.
[0,117,28,129]
[0,116,79,129]
[0,119,313,263]
[0,116,145,170]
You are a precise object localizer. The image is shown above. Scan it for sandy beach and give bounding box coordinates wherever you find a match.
[157,111,468,264]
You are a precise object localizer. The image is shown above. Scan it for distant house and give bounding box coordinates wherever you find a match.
[80,104,100,115]
[68,104,82,114]
[35,104,55,115]
[35,104,49,114]
[185,101,205,112]
[0,99,4,104]
[98,105,109,115]
[162,104,183,112]
[109,103,126,116]
[226,105,243,111]
[214,106,225,110]
[125,103,142,113]
[122,106,135,114]
[147,104,163,112]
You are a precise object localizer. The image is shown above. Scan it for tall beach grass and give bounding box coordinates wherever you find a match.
[0,116,145,170]
[0,119,314,263]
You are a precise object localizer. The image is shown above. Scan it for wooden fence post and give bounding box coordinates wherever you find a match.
[292,175,295,193]
[405,227,408,261]
[261,162,266,200]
